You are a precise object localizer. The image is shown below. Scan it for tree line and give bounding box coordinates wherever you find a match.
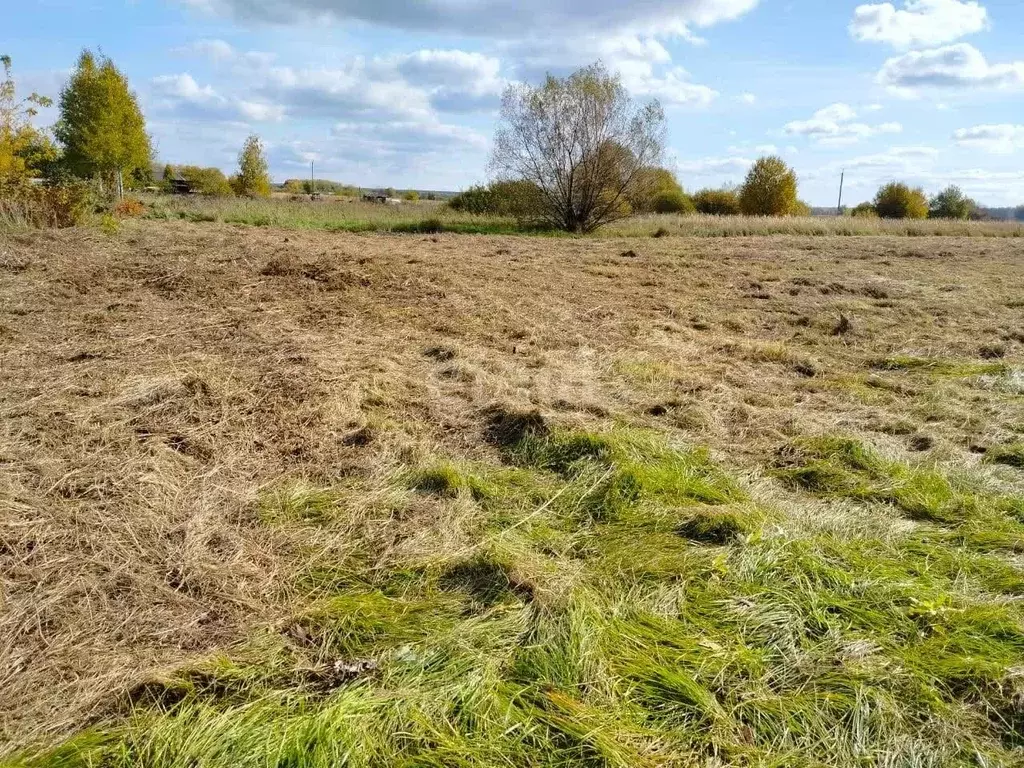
[1,50,272,224]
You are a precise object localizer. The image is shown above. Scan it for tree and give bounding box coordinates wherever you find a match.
[739,156,799,216]
[850,202,878,218]
[1015,205,1024,222]
[403,190,420,202]
[874,182,928,219]
[180,165,233,196]
[490,62,666,233]
[929,185,976,220]
[627,167,684,213]
[0,54,55,191]
[54,50,152,197]
[693,188,741,216]
[652,190,695,214]
[232,134,271,198]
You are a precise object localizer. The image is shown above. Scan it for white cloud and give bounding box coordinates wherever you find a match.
[179,0,759,40]
[620,65,718,107]
[676,155,752,176]
[877,44,1024,93]
[953,124,1024,153]
[784,103,902,145]
[151,73,285,123]
[174,38,276,67]
[850,0,987,48]
[739,92,756,104]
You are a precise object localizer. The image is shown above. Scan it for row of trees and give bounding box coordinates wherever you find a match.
[1,51,272,203]
[478,64,814,232]
[852,183,984,220]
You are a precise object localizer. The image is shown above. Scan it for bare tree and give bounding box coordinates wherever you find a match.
[489,63,666,233]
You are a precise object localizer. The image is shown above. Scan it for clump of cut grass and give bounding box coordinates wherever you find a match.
[871,355,1007,377]
[985,443,1024,469]
[258,481,340,524]
[775,436,1024,542]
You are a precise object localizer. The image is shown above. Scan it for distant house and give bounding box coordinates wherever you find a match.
[167,177,193,195]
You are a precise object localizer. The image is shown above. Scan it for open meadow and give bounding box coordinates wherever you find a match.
[1,221,1023,766]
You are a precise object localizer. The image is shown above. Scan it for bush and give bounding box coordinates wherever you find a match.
[850,202,878,218]
[447,185,494,214]
[179,166,234,197]
[652,190,695,214]
[739,155,799,216]
[628,167,685,213]
[0,181,93,228]
[403,190,420,202]
[113,197,145,218]
[874,182,928,220]
[929,185,976,220]
[693,188,741,216]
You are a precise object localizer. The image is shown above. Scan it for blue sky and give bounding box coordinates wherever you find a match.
[6,0,1024,205]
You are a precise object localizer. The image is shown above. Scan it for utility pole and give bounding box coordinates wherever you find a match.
[837,170,845,216]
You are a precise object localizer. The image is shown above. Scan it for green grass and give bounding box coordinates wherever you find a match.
[130,195,1024,238]
[11,426,1024,767]
[871,355,1008,378]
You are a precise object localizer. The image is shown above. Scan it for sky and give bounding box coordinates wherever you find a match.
[5,0,1024,205]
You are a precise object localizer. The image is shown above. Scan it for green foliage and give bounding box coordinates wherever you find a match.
[850,201,878,218]
[627,166,684,213]
[0,180,93,228]
[231,135,271,198]
[447,185,493,214]
[651,190,695,214]
[161,163,175,181]
[0,54,55,191]
[873,182,929,220]
[402,190,420,202]
[929,185,976,220]
[739,155,799,216]
[491,62,666,232]
[692,187,741,215]
[179,166,233,197]
[54,50,152,195]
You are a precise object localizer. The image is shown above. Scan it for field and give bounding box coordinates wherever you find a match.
[1,222,1023,766]
[139,194,1024,238]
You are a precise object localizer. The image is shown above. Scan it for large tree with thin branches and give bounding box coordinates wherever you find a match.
[489,63,666,233]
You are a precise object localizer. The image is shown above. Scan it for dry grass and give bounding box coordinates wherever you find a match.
[1,222,1022,764]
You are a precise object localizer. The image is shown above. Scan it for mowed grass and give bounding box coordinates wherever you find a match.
[137,193,1024,237]
[14,421,1024,767]
[1,224,1022,766]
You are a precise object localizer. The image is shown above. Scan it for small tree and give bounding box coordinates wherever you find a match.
[232,135,271,198]
[850,202,879,218]
[490,63,666,233]
[652,190,695,214]
[627,167,684,213]
[180,165,233,196]
[403,190,420,202]
[874,182,928,219]
[693,188,741,216]
[0,54,55,191]
[739,156,799,216]
[929,185,976,220]
[55,50,152,197]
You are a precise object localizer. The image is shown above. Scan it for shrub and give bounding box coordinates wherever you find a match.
[851,202,878,218]
[0,181,93,228]
[628,167,684,213]
[402,190,420,202]
[113,196,145,218]
[692,188,741,216]
[929,185,976,220]
[739,156,799,216]
[447,185,494,214]
[179,166,233,197]
[874,182,928,220]
[791,199,812,217]
[652,190,695,214]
